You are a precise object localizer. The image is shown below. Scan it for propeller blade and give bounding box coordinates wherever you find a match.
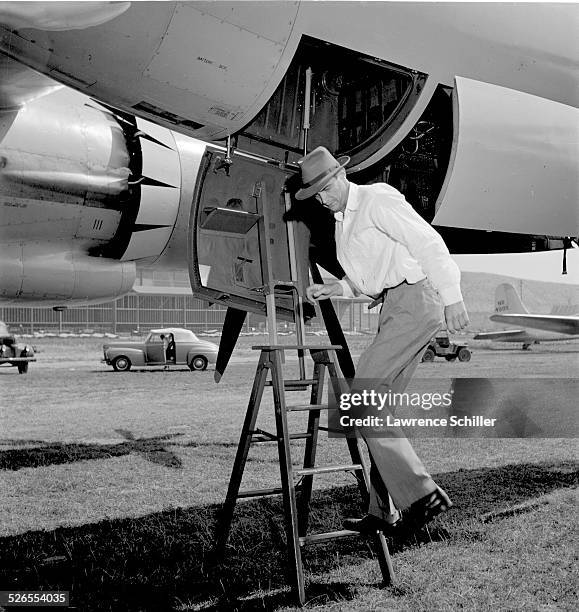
[214,307,247,382]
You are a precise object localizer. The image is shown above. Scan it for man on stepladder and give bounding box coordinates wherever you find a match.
[295,146,469,536]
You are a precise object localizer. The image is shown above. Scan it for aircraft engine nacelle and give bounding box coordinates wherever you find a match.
[0,87,198,305]
[0,243,136,305]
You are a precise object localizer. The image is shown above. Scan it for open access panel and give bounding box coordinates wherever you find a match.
[188,147,312,323]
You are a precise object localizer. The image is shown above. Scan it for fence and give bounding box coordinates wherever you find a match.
[0,294,379,335]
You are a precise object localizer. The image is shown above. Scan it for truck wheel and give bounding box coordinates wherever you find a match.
[112,356,132,372]
[189,356,208,371]
[458,348,471,362]
[17,362,29,374]
[422,348,435,362]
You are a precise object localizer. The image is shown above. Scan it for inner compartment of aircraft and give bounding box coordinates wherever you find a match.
[240,36,426,166]
[233,35,568,258]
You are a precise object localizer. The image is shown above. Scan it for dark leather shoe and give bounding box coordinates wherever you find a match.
[343,514,402,536]
[405,487,453,531]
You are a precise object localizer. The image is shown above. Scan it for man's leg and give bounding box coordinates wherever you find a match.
[367,457,399,523]
[355,281,444,513]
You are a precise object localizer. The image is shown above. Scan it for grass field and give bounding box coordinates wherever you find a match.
[1,336,577,611]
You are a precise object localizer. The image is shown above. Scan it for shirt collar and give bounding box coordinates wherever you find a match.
[333,182,358,222]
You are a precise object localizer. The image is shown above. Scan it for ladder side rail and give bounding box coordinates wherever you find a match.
[254,179,278,346]
[283,191,307,379]
[215,351,271,555]
[325,355,371,505]
[270,349,307,605]
[297,359,326,536]
[377,532,396,586]
[326,356,395,585]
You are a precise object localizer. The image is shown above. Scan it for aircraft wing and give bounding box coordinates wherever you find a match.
[473,330,530,342]
[0,53,62,110]
[489,314,579,336]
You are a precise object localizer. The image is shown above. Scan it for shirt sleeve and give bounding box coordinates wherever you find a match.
[370,193,463,306]
[337,277,359,298]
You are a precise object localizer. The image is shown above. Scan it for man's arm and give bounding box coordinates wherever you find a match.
[308,279,468,332]
[306,281,344,302]
[306,275,359,302]
[371,192,469,332]
[444,301,469,334]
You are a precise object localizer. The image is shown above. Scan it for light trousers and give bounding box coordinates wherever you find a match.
[354,279,444,516]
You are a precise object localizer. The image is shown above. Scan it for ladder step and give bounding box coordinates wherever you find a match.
[317,425,345,434]
[238,486,300,499]
[265,378,317,390]
[253,344,342,351]
[251,431,311,443]
[299,529,360,546]
[294,464,362,477]
[286,403,336,412]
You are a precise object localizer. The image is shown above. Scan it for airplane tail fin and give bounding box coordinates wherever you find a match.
[494,283,528,314]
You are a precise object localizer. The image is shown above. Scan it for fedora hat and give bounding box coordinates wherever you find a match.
[295,146,349,200]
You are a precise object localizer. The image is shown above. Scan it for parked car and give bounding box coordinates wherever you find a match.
[0,322,36,374]
[102,328,218,372]
[422,332,471,362]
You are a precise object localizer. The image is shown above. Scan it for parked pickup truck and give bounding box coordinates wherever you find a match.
[0,322,36,374]
[102,327,218,372]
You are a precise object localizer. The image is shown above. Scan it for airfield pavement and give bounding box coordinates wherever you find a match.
[0,334,577,610]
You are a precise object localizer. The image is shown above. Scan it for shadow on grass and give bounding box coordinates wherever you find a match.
[0,461,576,611]
[0,432,185,470]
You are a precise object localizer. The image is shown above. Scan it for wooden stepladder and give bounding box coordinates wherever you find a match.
[214,343,394,605]
[212,171,393,603]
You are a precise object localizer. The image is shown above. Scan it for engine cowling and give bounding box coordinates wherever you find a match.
[0,243,136,304]
[0,83,193,305]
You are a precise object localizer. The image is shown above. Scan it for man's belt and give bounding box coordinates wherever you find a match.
[367,279,418,310]
[367,287,390,310]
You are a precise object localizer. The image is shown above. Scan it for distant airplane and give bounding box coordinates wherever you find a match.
[473,284,579,350]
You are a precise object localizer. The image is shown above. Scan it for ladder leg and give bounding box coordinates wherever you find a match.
[297,361,324,536]
[346,437,371,506]
[345,434,396,586]
[376,532,395,586]
[270,350,306,605]
[327,354,395,586]
[215,351,270,556]
[325,356,370,504]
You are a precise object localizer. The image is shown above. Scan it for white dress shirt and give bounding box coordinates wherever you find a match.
[335,182,463,306]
